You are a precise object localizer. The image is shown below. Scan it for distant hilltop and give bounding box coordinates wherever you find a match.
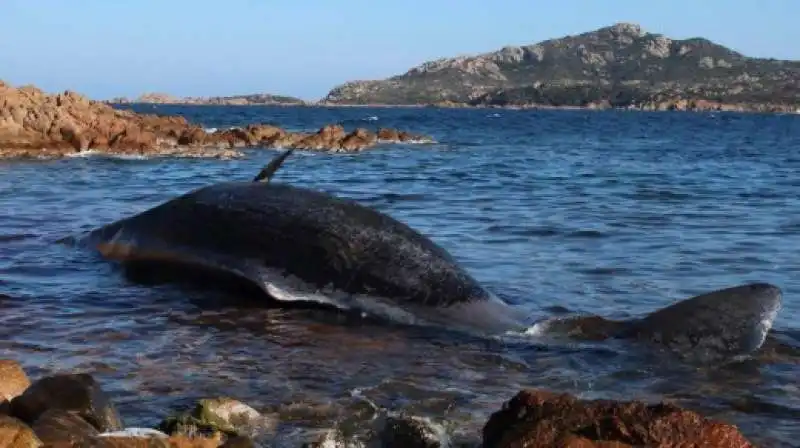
[321,22,800,112]
[108,92,308,106]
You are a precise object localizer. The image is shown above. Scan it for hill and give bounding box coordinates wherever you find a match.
[322,23,800,112]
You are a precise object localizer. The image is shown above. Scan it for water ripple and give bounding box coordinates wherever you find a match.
[0,107,799,446]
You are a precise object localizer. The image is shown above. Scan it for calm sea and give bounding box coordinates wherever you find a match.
[1,105,798,446]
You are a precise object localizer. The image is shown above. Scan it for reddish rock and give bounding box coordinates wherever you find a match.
[0,415,41,447]
[246,124,284,144]
[482,389,753,448]
[177,127,207,146]
[377,128,400,141]
[289,124,347,150]
[0,80,432,157]
[339,128,377,152]
[0,360,30,405]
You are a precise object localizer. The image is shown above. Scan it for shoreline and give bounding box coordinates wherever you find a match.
[0,81,434,161]
[0,358,757,447]
[112,100,800,115]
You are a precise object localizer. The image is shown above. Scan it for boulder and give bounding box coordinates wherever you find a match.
[0,415,41,448]
[0,360,30,413]
[158,397,271,439]
[31,409,98,446]
[482,389,753,447]
[10,373,123,433]
[376,414,446,447]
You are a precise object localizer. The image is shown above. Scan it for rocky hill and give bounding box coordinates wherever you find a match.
[110,92,307,106]
[322,23,800,112]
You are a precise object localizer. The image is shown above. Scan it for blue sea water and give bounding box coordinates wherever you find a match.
[1,105,799,446]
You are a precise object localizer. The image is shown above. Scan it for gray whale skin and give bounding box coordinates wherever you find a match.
[77,150,783,362]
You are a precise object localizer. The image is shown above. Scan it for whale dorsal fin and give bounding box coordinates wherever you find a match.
[621,283,783,363]
[253,149,295,183]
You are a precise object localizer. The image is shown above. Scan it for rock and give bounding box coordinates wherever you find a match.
[218,436,256,448]
[482,389,754,448]
[376,414,447,448]
[158,397,270,438]
[10,373,123,433]
[0,80,433,157]
[177,127,207,146]
[0,360,30,413]
[245,124,284,144]
[0,415,42,448]
[30,408,99,445]
[376,128,400,141]
[339,128,376,152]
[290,124,347,151]
[89,433,221,448]
[302,429,356,448]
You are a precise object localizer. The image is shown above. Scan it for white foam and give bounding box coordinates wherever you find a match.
[98,428,168,438]
[204,127,218,133]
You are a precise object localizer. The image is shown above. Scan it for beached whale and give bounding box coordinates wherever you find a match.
[74,149,782,362]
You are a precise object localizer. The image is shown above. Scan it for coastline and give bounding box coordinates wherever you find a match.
[0,81,434,161]
[0,358,756,447]
[113,100,800,115]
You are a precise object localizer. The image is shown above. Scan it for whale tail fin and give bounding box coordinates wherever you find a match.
[253,148,295,183]
[620,283,783,363]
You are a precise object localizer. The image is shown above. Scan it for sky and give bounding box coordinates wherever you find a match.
[1,0,799,101]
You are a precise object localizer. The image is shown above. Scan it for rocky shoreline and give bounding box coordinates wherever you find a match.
[316,99,800,113]
[0,359,755,447]
[0,81,434,160]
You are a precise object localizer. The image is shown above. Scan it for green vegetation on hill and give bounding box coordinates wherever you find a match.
[322,23,800,111]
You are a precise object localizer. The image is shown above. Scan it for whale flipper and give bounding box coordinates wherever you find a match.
[253,149,295,183]
[619,283,783,363]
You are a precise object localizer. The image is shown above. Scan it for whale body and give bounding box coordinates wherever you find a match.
[74,150,783,362]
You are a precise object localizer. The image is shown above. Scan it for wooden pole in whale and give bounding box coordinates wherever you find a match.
[253,148,295,183]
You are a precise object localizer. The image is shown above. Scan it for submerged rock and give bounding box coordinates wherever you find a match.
[482,389,753,447]
[10,373,123,433]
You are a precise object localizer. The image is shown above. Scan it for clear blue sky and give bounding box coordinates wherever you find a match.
[1,0,798,101]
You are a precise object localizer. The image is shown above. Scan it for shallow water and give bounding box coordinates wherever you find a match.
[1,106,799,446]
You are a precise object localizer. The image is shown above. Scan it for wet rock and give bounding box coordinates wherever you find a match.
[0,360,30,414]
[10,373,123,433]
[177,127,207,146]
[90,433,221,448]
[290,124,347,151]
[218,435,256,448]
[482,389,754,448]
[245,124,285,145]
[376,414,446,447]
[0,415,41,448]
[376,128,433,144]
[302,429,358,448]
[158,397,270,438]
[376,128,400,141]
[31,408,99,445]
[339,128,377,152]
